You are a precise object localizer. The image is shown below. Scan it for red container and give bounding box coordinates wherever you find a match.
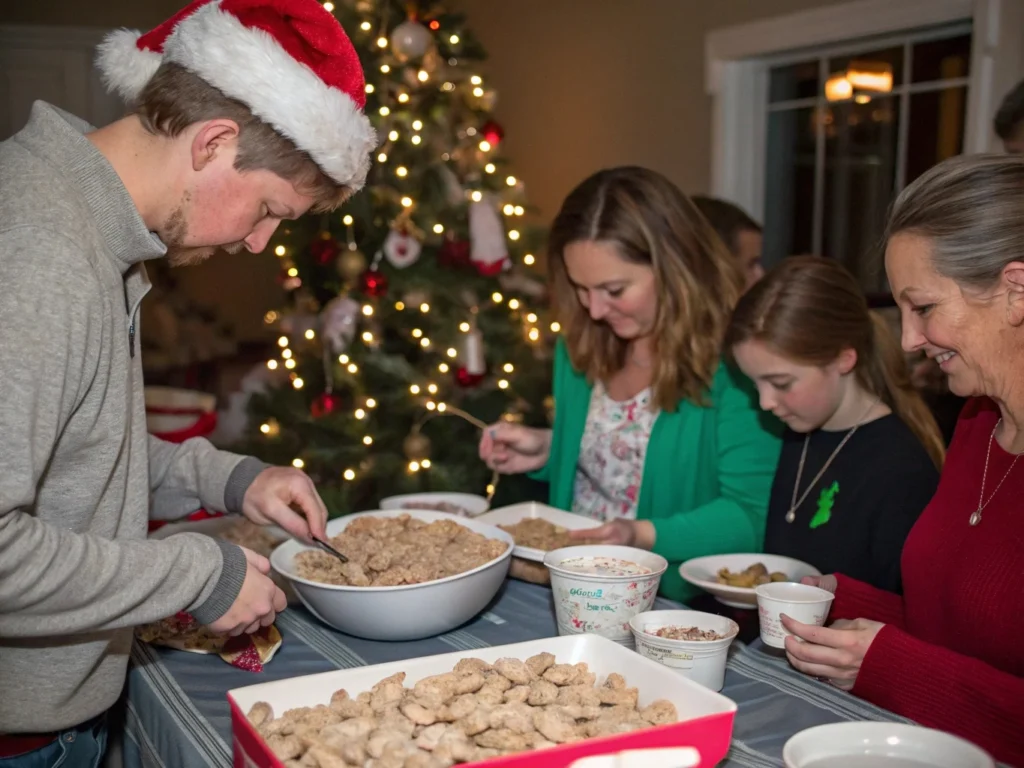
[228,635,736,768]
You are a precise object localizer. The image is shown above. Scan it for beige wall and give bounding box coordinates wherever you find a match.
[455,0,852,221]
[2,0,850,341]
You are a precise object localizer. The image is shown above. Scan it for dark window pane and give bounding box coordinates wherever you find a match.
[905,87,967,186]
[912,34,971,83]
[763,107,816,267]
[822,95,899,294]
[769,60,819,103]
[828,46,905,94]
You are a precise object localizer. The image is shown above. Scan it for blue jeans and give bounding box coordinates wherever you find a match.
[0,717,106,768]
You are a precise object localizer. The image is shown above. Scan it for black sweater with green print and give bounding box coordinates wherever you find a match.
[764,414,939,594]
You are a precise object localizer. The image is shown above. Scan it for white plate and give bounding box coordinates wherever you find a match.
[475,501,603,562]
[679,553,821,609]
[379,491,489,517]
[783,722,994,768]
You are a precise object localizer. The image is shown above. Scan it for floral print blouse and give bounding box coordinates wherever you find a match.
[572,382,659,522]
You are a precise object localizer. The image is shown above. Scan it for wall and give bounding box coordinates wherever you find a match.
[455,0,853,221]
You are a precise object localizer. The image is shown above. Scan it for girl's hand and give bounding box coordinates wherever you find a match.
[569,519,655,550]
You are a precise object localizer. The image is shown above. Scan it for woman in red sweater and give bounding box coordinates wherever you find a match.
[780,154,1024,767]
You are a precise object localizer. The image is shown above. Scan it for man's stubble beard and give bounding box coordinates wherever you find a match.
[161,197,246,267]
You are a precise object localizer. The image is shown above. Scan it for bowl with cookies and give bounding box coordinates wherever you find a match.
[270,510,514,641]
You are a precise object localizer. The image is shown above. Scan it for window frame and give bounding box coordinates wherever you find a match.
[706,0,1024,236]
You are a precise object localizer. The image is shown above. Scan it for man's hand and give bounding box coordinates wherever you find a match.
[242,466,329,542]
[207,547,286,636]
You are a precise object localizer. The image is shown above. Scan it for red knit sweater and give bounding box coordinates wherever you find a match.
[831,398,1024,766]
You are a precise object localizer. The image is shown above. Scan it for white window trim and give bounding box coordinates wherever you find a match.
[706,0,1024,223]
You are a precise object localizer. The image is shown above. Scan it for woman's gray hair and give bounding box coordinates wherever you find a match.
[885,153,1024,290]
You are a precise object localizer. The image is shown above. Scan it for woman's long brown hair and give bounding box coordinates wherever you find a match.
[725,256,944,468]
[548,167,743,411]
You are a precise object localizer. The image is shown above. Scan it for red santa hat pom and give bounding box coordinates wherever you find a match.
[96,0,377,191]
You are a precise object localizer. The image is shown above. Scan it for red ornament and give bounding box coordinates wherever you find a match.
[310,237,340,265]
[455,366,486,388]
[481,119,504,146]
[360,268,389,297]
[311,392,343,417]
[438,238,471,269]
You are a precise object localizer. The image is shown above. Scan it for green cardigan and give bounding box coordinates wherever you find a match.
[533,341,782,602]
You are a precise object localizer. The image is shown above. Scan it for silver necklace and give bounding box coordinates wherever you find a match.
[970,418,1021,526]
[786,398,880,524]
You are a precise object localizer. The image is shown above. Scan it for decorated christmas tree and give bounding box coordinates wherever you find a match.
[235,0,555,515]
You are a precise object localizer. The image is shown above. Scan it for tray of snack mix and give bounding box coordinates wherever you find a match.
[228,633,736,768]
[475,502,603,563]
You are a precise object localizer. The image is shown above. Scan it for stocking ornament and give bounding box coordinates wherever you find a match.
[469,195,510,276]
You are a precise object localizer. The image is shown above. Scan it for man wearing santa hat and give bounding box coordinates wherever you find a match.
[0,0,376,762]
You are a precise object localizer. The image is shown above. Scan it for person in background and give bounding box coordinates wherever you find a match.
[727,257,942,593]
[783,155,1024,766]
[479,166,781,602]
[994,78,1024,154]
[0,0,375,762]
[692,195,764,291]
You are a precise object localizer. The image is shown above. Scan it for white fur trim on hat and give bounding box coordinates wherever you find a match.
[165,4,376,190]
[96,29,163,103]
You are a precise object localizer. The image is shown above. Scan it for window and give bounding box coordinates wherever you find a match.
[763,26,971,294]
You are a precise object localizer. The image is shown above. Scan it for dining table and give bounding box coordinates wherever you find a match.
[117,578,914,768]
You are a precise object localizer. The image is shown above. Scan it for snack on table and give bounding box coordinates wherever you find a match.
[401,500,472,517]
[137,612,228,652]
[137,612,283,672]
[218,519,283,558]
[498,518,599,552]
[246,654,679,766]
[294,514,509,587]
[715,562,787,588]
[651,626,725,642]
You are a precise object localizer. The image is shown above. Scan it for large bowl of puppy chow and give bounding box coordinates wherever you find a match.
[270,510,514,641]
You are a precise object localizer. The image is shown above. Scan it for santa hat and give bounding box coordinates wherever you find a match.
[96,0,376,191]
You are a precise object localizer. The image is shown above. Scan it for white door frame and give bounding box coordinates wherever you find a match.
[705,0,1024,222]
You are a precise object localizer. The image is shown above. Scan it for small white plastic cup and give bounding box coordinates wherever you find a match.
[629,610,739,691]
[755,582,834,649]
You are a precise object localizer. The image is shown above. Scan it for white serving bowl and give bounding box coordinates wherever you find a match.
[270,510,513,641]
[629,610,739,692]
[679,553,821,609]
[783,722,994,768]
[379,491,489,517]
[545,545,668,647]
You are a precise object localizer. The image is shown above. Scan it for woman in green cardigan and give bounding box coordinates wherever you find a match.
[479,167,781,601]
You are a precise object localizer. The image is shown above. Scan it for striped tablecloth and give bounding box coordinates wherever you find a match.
[122,579,908,768]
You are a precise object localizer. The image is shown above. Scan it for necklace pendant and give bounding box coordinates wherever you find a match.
[969,509,982,526]
[785,510,796,524]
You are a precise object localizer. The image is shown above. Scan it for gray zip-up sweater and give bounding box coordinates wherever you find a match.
[0,102,267,733]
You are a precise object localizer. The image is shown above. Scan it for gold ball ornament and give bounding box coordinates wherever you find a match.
[337,248,368,281]
[403,432,431,461]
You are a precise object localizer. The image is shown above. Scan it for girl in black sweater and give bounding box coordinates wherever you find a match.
[726,257,943,593]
